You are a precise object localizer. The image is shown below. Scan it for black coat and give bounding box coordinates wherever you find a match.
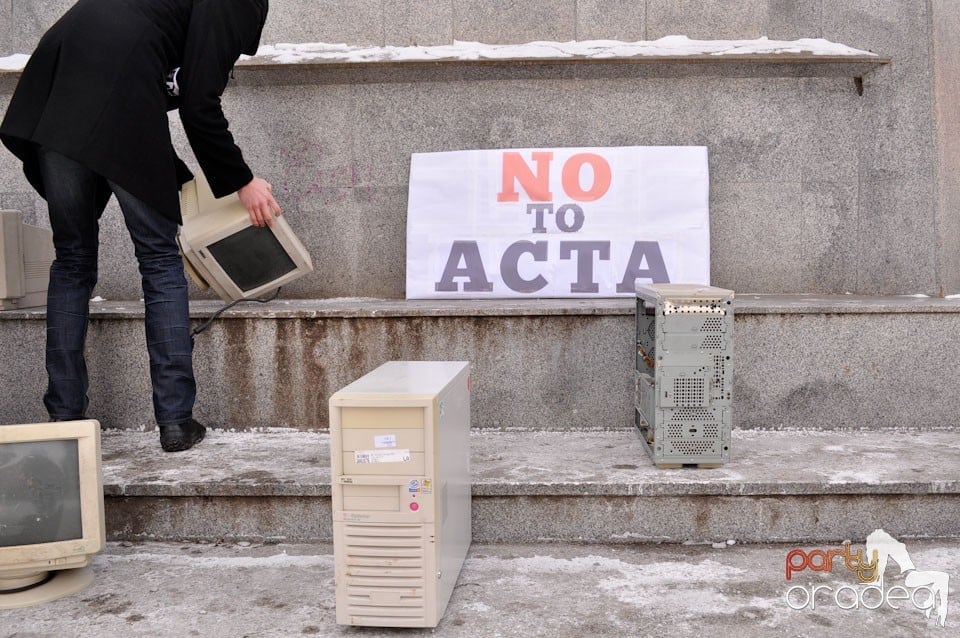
[0,0,268,223]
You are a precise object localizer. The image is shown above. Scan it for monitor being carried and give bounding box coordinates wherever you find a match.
[0,210,54,310]
[0,419,105,609]
[178,171,313,301]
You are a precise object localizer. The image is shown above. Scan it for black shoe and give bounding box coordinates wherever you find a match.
[159,418,206,452]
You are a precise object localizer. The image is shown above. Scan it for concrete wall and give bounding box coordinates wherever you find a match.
[0,1,952,299]
[0,1,833,52]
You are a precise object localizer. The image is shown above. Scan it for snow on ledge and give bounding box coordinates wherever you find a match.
[0,53,29,71]
[0,36,877,72]
[245,36,877,65]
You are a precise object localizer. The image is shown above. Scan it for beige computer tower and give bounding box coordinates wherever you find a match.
[330,361,472,628]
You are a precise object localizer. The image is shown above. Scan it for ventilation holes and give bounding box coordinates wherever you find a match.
[673,441,717,456]
[712,355,726,394]
[672,378,705,404]
[700,317,724,331]
[669,407,712,421]
[700,335,723,350]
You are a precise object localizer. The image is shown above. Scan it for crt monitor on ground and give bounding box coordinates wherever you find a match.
[0,210,54,310]
[177,171,314,301]
[0,419,105,609]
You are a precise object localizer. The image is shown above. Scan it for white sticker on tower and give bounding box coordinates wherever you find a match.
[355,449,411,464]
[374,434,398,449]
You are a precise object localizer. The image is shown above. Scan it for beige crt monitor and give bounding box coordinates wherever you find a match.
[330,361,472,628]
[0,210,54,310]
[0,420,105,609]
[178,170,313,301]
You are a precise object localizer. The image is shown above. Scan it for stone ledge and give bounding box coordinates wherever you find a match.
[226,55,888,89]
[0,39,889,78]
[101,428,960,499]
[4,294,960,321]
[733,294,960,314]
[238,52,888,68]
[0,43,889,99]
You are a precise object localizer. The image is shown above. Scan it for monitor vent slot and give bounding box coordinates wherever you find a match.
[342,524,427,623]
[23,260,49,279]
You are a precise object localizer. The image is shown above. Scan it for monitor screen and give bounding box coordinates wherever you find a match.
[0,440,83,547]
[206,226,297,293]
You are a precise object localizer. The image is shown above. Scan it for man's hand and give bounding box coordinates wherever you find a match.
[238,177,282,227]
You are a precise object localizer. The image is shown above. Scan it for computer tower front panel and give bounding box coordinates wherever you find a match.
[330,362,471,628]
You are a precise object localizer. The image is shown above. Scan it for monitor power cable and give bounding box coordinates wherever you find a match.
[189,287,283,346]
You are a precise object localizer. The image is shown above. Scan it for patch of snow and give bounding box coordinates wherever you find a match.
[1,37,875,73]
[246,36,876,65]
[98,551,334,569]
[826,469,882,484]
[464,601,492,614]
[0,53,29,70]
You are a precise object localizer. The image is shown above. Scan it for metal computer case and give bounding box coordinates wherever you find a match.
[635,284,733,468]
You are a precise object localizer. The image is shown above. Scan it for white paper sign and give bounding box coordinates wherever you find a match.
[406,146,710,299]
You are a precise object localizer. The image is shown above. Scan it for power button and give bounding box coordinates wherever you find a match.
[410,502,420,512]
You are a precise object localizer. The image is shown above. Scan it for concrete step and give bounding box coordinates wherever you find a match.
[2,296,959,431]
[3,538,958,637]
[101,427,960,545]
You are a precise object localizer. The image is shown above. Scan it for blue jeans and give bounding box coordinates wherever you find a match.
[38,148,195,425]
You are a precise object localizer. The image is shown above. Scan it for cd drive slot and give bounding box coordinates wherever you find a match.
[342,484,401,511]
